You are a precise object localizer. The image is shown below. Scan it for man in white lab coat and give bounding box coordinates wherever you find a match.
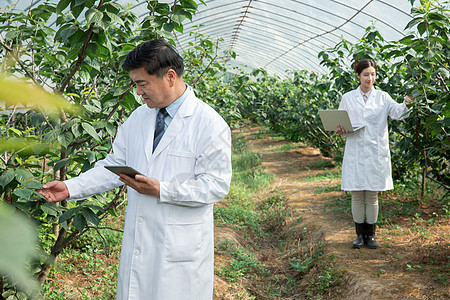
[39,39,232,299]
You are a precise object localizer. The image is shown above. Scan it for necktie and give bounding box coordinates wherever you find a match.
[363,93,368,103]
[153,107,169,152]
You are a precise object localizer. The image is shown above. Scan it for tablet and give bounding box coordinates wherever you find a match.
[104,166,142,178]
[318,110,365,132]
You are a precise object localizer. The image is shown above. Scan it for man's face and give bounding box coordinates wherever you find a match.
[130,67,171,108]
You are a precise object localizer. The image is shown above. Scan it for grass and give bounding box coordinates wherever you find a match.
[272,142,300,152]
[322,177,450,291]
[41,205,124,299]
[299,169,340,182]
[214,133,345,299]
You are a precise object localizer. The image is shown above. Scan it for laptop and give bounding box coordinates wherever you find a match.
[318,110,365,132]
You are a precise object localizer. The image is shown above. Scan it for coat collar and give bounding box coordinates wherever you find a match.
[354,86,377,104]
[147,90,198,160]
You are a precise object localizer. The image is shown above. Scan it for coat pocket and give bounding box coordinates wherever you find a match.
[164,222,202,262]
[164,150,196,182]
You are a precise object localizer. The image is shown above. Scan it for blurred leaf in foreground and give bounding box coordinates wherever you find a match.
[0,202,40,297]
[0,75,73,113]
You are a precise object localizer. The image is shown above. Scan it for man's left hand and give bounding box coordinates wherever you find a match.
[119,174,160,197]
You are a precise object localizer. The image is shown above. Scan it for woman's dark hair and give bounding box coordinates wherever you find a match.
[122,39,184,78]
[355,59,377,75]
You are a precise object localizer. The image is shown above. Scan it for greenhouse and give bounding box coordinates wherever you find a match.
[0,0,449,299]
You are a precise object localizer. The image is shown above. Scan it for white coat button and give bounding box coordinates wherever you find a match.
[134,250,140,255]
[138,217,143,223]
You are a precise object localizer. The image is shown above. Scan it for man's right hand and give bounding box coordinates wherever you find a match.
[38,181,69,203]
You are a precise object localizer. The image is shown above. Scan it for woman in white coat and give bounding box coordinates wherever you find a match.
[336,59,411,249]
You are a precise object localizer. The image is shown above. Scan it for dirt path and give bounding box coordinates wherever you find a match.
[239,126,449,300]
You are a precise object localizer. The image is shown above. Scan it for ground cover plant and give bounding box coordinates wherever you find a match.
[213,131,345,299]
[237,125,449,299]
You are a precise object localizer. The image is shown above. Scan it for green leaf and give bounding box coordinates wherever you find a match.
[81,123,100,141]
[104,2,121,14]
[105,123,116,137]
[105,11,124,26]
[417,22,427,36]
[75,0,85,6]
[83,104,101,113]
[398,34,415,45]
[53,157,71,172]
[56,0,71,14]
[84,150,97,163]
[73,214,86,232]
[405,17,423,30]
[14,169,34,185]
[85,8,103,25]
[40,203,60,217]
[112,86,131,96]
[0,169,15,189]
[5,31,20,41]
[59,207,79,224]
[423,49,435,59]
[72,123,82,138]
[71,1,84,19]
[14,189,33,200]
[9,127,23,136]
[171,12,186,25]
[57,131,74,148]
[44,128,62,142]
[23,180,43,190]
[163,22,175,32]
[121,93,138,112]
[81,207,100,226]
[59,26,78,42]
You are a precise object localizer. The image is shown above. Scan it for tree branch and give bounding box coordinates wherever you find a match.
[57,0,104,93]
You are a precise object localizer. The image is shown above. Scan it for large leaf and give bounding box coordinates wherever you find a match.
[44,128,62,142]
[0,203,40,296]
[59,207,79,224]
[53,157,72,172]
[73,214,87,232]
[56,0,71,14]
[0,169,15,189]
[81,207,100,226]
[13,189,34,201]
[40,203,61,217]
[57,131,74,148]
[14,169,34,185]
[85,8,103,25]
[81,122,101,141]
[0,76,73,112]
[59,25,78,42]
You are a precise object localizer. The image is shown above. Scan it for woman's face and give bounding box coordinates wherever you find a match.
[357,66,376,93]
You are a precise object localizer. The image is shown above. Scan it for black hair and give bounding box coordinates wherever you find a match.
[122,39,184,78]
[355,59,377,75]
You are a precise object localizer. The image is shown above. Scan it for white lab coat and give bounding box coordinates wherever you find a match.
[64,90,232,300]
[338,87,409,191]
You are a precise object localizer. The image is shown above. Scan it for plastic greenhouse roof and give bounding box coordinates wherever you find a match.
[2,0,419,76]
[174,0,415,76]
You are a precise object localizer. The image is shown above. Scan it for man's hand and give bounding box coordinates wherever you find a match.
[336,124,347,135]
[120,174,160,198]
[404,95,413,104]
[38,181,69,203]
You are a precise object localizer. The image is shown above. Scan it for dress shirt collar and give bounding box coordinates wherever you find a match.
[358,86,373,99]
[164,84,191,118]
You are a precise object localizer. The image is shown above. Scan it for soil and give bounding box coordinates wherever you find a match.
[213,125,450,300]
